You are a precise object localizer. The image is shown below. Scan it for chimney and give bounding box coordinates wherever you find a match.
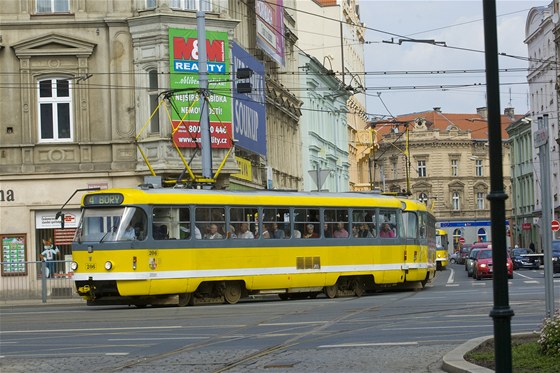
[504,107,515,119]
[433,107,441,112]
[476,107,488,120]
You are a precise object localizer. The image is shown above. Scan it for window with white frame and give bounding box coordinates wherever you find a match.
[36,0,70,13]
[477,192,485,210]
[146,0,156,8]
[417,160,426,177]
[148,69,160,133]
[475,159,483,176]
[170,0,211,11]
[452,192,460,210]
[38,78,73,142]
[451,159,458,176]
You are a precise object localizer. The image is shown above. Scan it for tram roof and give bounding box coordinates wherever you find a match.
[83,187,407,208]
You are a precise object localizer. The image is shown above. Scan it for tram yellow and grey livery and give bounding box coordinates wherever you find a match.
[435,229,449,270]
[71,187,437,306]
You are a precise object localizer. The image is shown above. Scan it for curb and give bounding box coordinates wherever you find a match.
[442,335,494,373]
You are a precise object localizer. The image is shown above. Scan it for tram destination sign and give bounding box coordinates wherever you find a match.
[84,193,124,206]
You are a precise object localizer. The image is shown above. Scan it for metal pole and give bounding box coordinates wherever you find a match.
[482,2,513,371]
[537,115,555,318]
[41,261,47,303]
[197,1,212,182]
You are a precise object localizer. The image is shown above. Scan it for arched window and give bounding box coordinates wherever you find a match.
[452,192,460,210]
[477,228,487,242]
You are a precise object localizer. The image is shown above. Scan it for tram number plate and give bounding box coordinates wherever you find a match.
[148,250,158,256]
[86,264,96,270]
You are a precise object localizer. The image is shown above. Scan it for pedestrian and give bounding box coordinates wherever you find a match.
[40,238,60,278]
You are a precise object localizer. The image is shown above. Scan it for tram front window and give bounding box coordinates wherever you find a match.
[76,207,147,242]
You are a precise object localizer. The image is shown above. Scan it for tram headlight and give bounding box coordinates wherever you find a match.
[71,261,78,271]
[104,261,113,270]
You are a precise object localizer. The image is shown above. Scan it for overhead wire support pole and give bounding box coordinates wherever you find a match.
[482,1,513,372]
[198,0,213,186]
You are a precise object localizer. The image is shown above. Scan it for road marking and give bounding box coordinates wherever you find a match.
[105,353,129,356]
[445,284,459,287]
[472,282,486,286]
[447,268,455,284]
[259,321,326,326]
[318,342,418,348]
[0,326,182,334]
[515,272,533,279]
[109,337,209,341]
[524,280,540,284]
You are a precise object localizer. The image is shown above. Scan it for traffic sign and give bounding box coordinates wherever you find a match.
[552,220,560,232]
[459,237,466,244]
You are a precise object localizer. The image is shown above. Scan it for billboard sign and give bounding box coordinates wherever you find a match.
[255,0,285,66]
[232,42,267,157]
[168,28,232,148]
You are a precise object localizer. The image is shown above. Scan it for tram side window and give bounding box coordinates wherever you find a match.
[196,207,225,240]
[153,207,192,240]
[379,209,398,239]
[418,212,427,239]
[229,207,258,239]
[294,208,320,239]
[403,211,418,239]
[352,209,376,238]
[263,208,290,239]
[324,209,349,238]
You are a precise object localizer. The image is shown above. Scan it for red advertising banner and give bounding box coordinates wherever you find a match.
[172,121,232,148]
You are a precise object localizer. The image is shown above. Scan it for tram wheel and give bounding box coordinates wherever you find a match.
[224,282,242,304]
[178,293,193,307]
[278,293,289,300]
[324,285,338,299]
[352,280,365,297]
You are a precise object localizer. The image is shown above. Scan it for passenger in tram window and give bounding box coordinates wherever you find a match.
[303,224,319,238]
[380,223,396,238]
[270,223,285,239]
[260,224,270,239]
[204,224,223,239]
[358,223,373,238]
[333,222,349,238]
[352,225,360,238]
[238,223,255,239]
[227,224,237,239]
[323,223,332,238]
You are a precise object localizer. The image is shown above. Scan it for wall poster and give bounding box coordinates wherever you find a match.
[1,234,27,276]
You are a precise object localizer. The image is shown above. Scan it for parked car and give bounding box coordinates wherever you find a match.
[510,247,541,270]
[473,248,514,280]
[465,248,483,277]
[553,240,560,274]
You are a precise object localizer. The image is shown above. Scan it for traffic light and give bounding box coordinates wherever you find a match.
[236,68,253,94]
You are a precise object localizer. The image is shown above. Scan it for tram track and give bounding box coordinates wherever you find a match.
[103,296,385,372]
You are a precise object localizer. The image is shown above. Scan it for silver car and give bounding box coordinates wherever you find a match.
[465,248,482,277]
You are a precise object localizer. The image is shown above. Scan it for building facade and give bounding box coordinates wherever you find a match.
[506,115,538,249]
[366,107,519,252]
[525,2,560,245]
[294,0,367,190]
[0,0,311,285]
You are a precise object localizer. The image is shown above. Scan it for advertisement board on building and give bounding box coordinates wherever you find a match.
[168,28,232,148]
[1,234,27,276]
[232,42,267,157]
[35,210,80,229]
[255,0,285,66]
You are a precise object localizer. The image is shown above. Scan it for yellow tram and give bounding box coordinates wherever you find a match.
[71,188,437,306]
[435,229,449,270]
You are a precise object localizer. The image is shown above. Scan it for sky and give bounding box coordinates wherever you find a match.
[359,0,551,118]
